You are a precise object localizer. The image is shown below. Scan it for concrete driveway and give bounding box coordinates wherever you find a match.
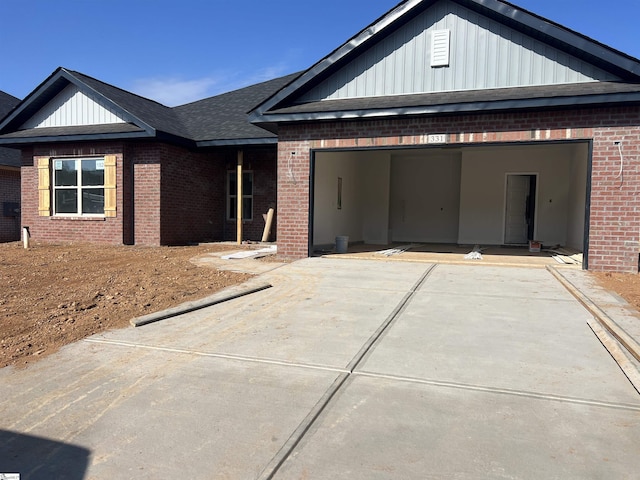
[1,258,639,479]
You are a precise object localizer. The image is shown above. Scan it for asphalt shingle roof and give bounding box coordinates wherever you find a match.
[69,70,194,140]
[0,91,21,167]
[267,81,640,116]
[0,69,302,147]
[173,73,301,143]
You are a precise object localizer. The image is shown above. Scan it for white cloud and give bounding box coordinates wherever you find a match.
[130,76,223,107]
[130,63,297,107]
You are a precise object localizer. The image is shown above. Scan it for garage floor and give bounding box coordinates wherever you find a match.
[0,258,637,479]
[324,242,583,267]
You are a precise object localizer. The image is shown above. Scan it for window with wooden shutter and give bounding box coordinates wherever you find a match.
[50,156,113,216]
[37,156,51,216]
[103,155,117,217]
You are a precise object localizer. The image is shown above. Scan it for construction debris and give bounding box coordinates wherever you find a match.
[464,245,483,260]
[546,248,583,265]
[221,245,277,260]
[375,244,417,257]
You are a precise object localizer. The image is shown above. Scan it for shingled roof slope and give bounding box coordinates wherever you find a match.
[0,91,21,167]
[69,70,193,140]
[173,73,301,145]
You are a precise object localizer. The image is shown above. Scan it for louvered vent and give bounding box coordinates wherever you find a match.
[431,29,451,67]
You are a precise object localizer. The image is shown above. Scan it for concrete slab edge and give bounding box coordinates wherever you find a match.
[130,282,272,327]
[547,266,640,363]
[587,319,640,395]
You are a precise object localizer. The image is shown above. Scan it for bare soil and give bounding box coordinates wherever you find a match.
[594,271,640,312]
[0,242,253,369]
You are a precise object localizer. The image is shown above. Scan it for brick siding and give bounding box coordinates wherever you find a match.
[160,144,226,245]
[276,106,640,272]
[0,168,20,242]
[22,144,126,245]
[19,141,278,247]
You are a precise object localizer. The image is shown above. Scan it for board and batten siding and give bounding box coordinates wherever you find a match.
[22,84,126,129]
[298,0,619,102]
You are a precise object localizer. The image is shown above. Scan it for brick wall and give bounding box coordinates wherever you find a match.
[130,143,161,245]
[22,143,127,244]
[18,141,272,247]
[277,106,640,272]
[160,144,226,245]
[0,167,20,242]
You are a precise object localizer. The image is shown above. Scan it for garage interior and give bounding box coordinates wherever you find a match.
[311,142,589,266]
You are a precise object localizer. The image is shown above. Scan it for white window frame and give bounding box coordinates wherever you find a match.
[52,157,106,217]
[227,170,253,221]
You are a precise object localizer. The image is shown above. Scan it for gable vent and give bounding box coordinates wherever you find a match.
[431,29,451,67]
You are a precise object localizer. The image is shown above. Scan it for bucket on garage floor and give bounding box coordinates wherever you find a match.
[335,236,349,254]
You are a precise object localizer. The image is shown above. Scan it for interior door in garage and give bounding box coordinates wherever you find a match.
[505,174,537,244]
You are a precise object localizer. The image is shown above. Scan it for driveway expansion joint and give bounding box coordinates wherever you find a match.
[352,371,640,412]
[257,264,438,480]
[83,338,350,374]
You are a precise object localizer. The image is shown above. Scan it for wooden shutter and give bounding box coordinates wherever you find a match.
[36,156,51,216]
[103,155,117,217]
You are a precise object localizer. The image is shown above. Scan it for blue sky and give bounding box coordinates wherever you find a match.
[1,0,639,106]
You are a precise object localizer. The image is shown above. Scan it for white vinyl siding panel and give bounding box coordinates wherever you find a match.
[298,0,619,102]
[22,84,126,129]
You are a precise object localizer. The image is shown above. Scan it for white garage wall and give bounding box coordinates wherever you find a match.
[389,152,462,243]
[362,152,391,244]
[313,151,391,246]
[458,144,576,246]
[314,143,588,250]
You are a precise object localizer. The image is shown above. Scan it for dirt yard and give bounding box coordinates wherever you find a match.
[594,271,640,312]
[0,242,254,369]
[1,241,639,370]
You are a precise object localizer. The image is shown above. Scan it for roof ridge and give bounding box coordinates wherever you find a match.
[66,68,173,109]
[173,71,304,110]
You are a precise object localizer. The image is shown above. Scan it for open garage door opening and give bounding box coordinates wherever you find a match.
[311,141,590,267]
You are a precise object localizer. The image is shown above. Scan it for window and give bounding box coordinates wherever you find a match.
[53,158,105,215]
[227,171,253,221]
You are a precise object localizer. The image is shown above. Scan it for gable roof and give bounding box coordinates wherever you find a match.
[0,90,21,168]
[0,68,191,145]
[0,68,300,148]
[249,0,640,129]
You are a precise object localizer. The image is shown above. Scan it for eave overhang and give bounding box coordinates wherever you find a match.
[254,90,640,129]
[195,137,278,148]
[0,68,158,140]
[0,123,154,147]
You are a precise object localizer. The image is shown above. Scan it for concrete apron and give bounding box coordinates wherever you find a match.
[1,258,639,479]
